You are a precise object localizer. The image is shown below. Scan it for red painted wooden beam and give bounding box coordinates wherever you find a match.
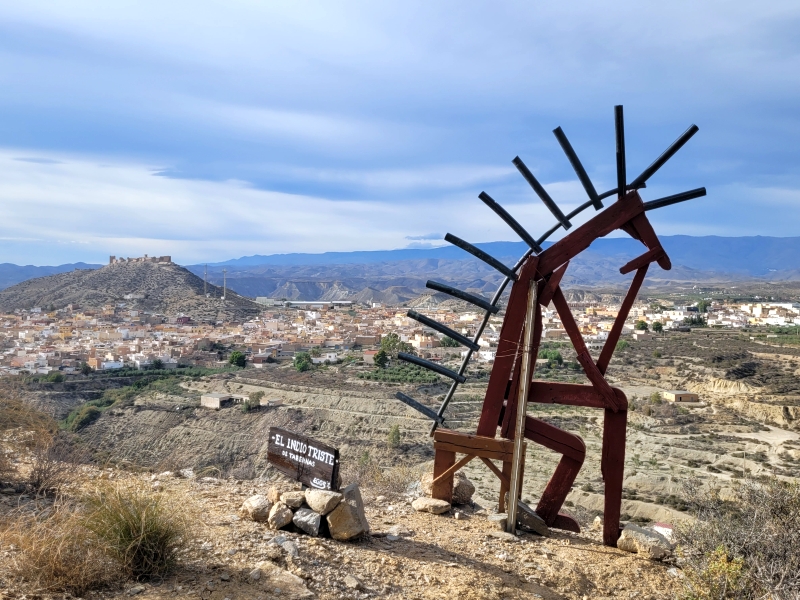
[477,256,540,437]
[596,265,648,375]
[537,192,645,276]
[619,247,664,275]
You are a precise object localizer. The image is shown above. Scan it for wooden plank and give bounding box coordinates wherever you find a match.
[527,381,606,409]
[619,247,664,275]
[552,287,621,411]
[552,285,590,355]
[552,513,581,533]
[576,351,622,412]
[524,416,586,463]
[597,265,648,375]
[602,408,627,547]
[626,212,672,270]
[477,256,540,437]
[434,429,515,453]
[433,441,513,462]
[480,456,510,488]
[536,456,583,526]
[539,261,569,306]
[431,453,475,487]
[431,448,455,503]
[537,192,645,276]
[267,427,340,491]
[501,301,543,438]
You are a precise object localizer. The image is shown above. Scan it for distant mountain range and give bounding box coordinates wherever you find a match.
[186,236,800,303]
[203,236,800,277]
[2,236,800,305]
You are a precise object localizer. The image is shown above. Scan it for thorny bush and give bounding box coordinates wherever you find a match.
[676,475,800,600]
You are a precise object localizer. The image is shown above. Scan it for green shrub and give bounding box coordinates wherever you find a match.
[68,405,101,432]
[387,424,401,448]
[84,483,190,580]
[228,351,246,368]
[45,372,65,383]
[294,352,312,372]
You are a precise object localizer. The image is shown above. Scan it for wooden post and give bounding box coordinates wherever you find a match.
[507,279,537,534]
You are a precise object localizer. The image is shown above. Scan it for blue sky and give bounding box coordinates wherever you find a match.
[0,1,798,265]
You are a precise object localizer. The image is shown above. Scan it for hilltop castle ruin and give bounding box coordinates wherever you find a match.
[109,255,172,265]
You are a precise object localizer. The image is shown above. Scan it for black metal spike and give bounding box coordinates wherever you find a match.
[426,280,500,314]
[512,157,571,230]
[630,125,699,188]
[398,352,467,383]
[615,105,626,199]
[395,392,444,424]
[552,127,603,210]
[407,309,480,351]
[643,187,707,211]
[478,191,542,253]
[444,233,517,280]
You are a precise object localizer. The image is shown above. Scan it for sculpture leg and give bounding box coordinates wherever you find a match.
[432,448,455,503]
[524,416,586,528]
[601,407,627,546]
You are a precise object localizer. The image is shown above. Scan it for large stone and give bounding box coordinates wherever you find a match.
[293,508,322,537]
[617,523,673,560]
[420,470,475,505]
[304,489,343,515]
[281,490,306,509]
[516,502,550,537]
[505,499,550,537]
[254,562,313,598]
[487,513,508,531]
[412,497,451,515]
[267,501,294,530]
[326,484,370,541]
[240,494,273,522]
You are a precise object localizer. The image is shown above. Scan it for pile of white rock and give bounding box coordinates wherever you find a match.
[240,483,369,541]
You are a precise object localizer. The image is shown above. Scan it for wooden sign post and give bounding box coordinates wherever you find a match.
[267,427,340,491]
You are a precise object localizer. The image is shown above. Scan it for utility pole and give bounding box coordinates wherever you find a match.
[222,268,227,300]
[204,264,208,297]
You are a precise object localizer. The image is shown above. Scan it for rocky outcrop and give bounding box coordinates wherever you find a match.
[412,497,451,514]
[268,502,294,530]
[326,484,370,541]
[617,523,673,560]
[305,489,343,515]
[420,470,475,505]
[240,494,272,522]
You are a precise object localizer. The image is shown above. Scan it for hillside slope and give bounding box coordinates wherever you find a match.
[0,260,261,321]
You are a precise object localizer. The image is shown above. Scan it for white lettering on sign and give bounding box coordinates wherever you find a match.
[268,427,339,491]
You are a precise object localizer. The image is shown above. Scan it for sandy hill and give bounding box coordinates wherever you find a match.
[0,260,261,322]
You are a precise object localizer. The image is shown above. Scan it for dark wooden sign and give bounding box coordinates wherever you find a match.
[267,427,340,491]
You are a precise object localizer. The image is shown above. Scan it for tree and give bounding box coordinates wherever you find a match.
[309,346,322,358]
[374,349,388,369]
[80,362,92,376]
[380,333,415,358]
[652,321,663,334]
[151,358,164,370]
[635,320,649,331]
[697,300,711,313]
[250,391,265,404]
[228,351,246,368]
[294,352,312,372]
[440,336,460,348]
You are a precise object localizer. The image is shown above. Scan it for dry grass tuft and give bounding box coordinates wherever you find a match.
[84,482,192,580]
[1,503,121,596]
[677,475,800,600]
[343,453,424,497]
